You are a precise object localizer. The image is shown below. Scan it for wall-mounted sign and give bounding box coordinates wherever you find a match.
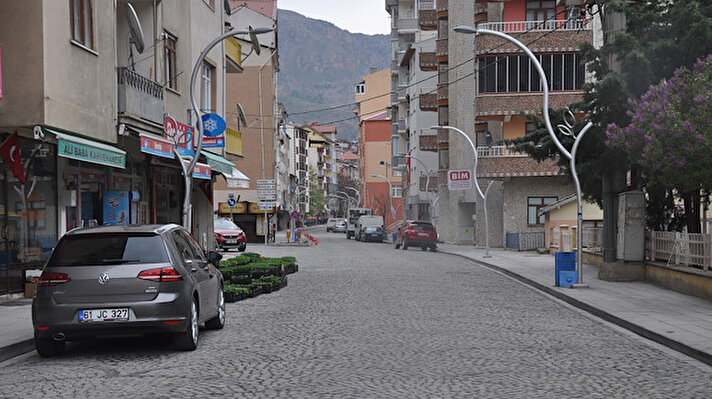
[140,133,174,159]
[200,113,226,137]
[448,169,472,191]
[218,201,247,214]
[164,117,194,157]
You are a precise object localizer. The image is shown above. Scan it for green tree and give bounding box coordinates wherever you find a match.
[308,167,325,217]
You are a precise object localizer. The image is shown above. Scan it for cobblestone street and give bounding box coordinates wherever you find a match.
[1,229,711,398]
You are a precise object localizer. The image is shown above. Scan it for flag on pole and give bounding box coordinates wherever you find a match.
[0,132,25,184]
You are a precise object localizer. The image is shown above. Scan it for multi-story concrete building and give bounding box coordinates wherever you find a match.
[0,0,255,294]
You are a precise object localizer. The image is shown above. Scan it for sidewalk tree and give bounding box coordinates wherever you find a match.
[505,1,712,232]
[607,56,712,233]
[307,167,325,217]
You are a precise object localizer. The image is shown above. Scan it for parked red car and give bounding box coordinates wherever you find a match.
[214,218,247,252]
[394,220,437,252]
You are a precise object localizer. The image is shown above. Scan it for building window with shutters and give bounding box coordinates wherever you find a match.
[164,32,177,90]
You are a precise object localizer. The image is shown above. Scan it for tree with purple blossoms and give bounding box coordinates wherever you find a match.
[606,56,712,233]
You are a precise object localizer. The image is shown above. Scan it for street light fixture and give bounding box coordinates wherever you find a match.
[343,186,361,206]
[430,125,493,258]
[454,25,593,286]
[183,26,273,231]
[371,174,395,223]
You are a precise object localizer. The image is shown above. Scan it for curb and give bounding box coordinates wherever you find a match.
[440,249,712,367]
[0,339,34,363]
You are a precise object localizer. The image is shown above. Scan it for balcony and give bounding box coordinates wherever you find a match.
[419,93,437,111]
[419,9,437,30]
[437,84,448,106]
[117,67,163,124]
[477,145,528,158]
[419,134,438,152]
[436,38,448,62]
[386,0,397,11]
[436,0,448,18]
[419,175,439,192]
[398,119,407,133]
[436,128,449,145]
[479,19,590,33]
[419,52,437,71]
[397,17,419,33]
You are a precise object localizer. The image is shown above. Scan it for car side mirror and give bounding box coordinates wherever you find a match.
[207,251,223,265]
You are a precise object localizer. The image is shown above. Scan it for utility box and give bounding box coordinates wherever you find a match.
[617,190,645,261]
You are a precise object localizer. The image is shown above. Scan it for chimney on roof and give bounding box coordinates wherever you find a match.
[370,67,377,74]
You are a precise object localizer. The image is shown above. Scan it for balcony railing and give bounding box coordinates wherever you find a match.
[437,84,448,105]
[476,145,528,158]
[419,93,437,111]
[397,18,418,33]
[398,119,407,132]
[419,9,437,30]
[479,19,590,33]
[419,134,438,152]
[419,52,437,71]
[117,67,163,124]
[436,38,448,59]
[436,0,448,15]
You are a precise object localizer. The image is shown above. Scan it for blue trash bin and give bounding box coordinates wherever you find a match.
[558,271,578,288]
[555,252,576,286]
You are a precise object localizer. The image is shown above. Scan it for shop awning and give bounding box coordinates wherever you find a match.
[200,150,233,175]
[225,167,250,188]
[46,128,126,169]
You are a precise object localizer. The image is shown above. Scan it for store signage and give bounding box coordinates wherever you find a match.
[183,160,211,180]
[448,169,472,191]
[218,201,247,214]
[202,136,225,148]
[140,134,174,159]
[249,202,274,213]
[164,117,194,157]
[58,138,125,169]
[200,113,226,137]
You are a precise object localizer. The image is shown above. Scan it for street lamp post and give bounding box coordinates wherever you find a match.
[185,27,273,230]
[344,186,361,207]
[454,25,593,286]
[336,191,356,208]
[371,174,395,225]
[431,125,493,258]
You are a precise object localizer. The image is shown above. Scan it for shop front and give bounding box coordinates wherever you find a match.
[0,130,58,295]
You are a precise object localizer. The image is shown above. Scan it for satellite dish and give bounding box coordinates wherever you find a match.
[236,103,247,130]
[224,0,232,15]
[126,3,145,54]
[248,26,262,56]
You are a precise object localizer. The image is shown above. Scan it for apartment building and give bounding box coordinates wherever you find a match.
[0,0,261,294]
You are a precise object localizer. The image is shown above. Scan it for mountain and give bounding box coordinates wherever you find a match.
[277,9,390,140]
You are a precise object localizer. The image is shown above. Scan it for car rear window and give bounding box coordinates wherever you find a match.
[47,234,169,267]
[410,223,435,231]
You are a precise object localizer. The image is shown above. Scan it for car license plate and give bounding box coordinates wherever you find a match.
[418,232,429,237]
[79,308,129,322]
[226,239,237,244]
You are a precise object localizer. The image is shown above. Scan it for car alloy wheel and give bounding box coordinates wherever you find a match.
[174,298,199,351]
[206,288,226,330]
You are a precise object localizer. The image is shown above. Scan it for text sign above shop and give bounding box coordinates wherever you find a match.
[140,134,174,159]
[58,137,125,169]
[183,160,211,180]
[448,169,472,191]
[164,117,194,157]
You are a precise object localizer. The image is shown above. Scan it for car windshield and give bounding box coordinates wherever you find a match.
[411,223,435,231]
[214,219,239,230]
[48,234,169,267]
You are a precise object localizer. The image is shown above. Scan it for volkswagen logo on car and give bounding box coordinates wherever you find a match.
[98,273,110,285]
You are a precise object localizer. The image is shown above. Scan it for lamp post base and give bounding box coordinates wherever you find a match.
[572,283,589,289]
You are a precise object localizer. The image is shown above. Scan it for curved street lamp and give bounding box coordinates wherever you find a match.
[431,125,493,257]
[454,25,593,285]
[371,174,396,223]
[182,27,273,230]
[343,186,361,207]
[405,154,436,221]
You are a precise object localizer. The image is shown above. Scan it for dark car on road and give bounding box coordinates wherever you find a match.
[362,226,384,242]
[394,221,437,251]
[214,218,247,252]
[32,224,225,357]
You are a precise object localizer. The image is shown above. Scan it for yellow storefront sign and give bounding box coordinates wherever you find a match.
[218,202,247,214]
[249,203,274,214]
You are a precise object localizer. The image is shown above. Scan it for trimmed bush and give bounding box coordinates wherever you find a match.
[224,285,250,302]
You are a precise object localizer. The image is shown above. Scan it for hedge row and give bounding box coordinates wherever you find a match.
[219,254,297,302]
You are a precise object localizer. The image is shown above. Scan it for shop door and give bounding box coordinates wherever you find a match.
[154,167,182,224]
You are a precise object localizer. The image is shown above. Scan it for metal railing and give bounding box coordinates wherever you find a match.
[117,67,163,99]
[479,19,590,33]
[476,145,528,158]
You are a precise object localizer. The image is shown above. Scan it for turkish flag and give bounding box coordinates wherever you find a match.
[0,132,25,184]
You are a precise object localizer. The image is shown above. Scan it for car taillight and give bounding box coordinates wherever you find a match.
[137,267,183,282]
[37,272,71,287]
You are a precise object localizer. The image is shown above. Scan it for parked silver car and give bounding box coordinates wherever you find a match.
[32,224,225,357]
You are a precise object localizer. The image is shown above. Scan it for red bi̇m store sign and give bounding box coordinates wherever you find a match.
[448,169,472,191]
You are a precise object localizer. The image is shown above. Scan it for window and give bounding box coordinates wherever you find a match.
[355,83,365,95]
[70,0,94,49]
[392,185,403,198]
[478,54,584,94]
[201,62,215,112]
[48,234,169,267]
[164,32,177,90]
[392,136,400,157]
[528,196,557,225]
[526,1,556,29]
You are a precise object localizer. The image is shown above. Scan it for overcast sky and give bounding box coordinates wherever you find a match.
[278,0,391,35]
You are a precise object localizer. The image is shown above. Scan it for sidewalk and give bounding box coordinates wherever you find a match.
[437,243,712,366]
[2,244,712,365]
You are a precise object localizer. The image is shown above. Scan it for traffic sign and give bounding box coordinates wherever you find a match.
[227,198,236,207]
[448,169,472,191]
[256,179,275,185]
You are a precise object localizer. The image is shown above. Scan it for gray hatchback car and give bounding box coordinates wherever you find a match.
[32,224,225,357]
